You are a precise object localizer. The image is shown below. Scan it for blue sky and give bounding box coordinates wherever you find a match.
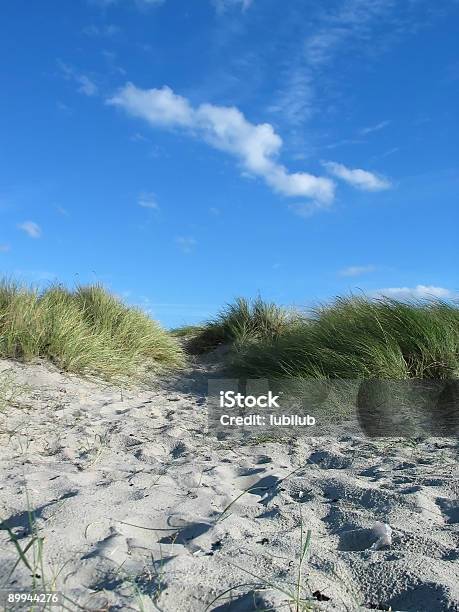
[1,0,458,328]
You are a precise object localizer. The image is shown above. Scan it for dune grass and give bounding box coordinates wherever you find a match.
[185,297,298,354]
[0,280,184,380]
[196,296,459,380]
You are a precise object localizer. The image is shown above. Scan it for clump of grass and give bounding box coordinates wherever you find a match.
[188,297,297,354]
[228,296,459,380]
[0,279,185,380]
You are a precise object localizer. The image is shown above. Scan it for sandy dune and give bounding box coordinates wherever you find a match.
[0,357,458,611]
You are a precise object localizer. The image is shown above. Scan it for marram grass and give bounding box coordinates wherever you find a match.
[0,280,185,380]
[185,296,298,353]
[195,296,459,380]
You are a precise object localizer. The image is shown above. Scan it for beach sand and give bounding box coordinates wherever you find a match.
[0,357,458,611]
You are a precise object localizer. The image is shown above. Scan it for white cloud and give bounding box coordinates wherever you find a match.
[176,237,197,253]
[360,120,391,135]
[113,85,193,126]
[323,161,391,191]
[0,244,10,253]
[18,221,42,239]
[108,83,335,205]
[58,61,98,96]
[374,285,454,300]
[340,265,376,277]
[138,192,159,209]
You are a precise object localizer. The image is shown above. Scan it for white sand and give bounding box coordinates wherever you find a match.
[0,357,458,611]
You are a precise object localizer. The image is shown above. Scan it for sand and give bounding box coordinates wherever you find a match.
[0,357,458,611]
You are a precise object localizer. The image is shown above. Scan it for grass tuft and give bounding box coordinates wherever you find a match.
[0,279,185,380]
[187,297,297,354]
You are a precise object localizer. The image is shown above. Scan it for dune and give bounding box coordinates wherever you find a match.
[0,356,458,611]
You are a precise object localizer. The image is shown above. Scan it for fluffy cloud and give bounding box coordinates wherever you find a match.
[18,221,42,239]
[108,83,335,204]
[323,161,391,191]
[340,265,376,277]
[374,285,454,300]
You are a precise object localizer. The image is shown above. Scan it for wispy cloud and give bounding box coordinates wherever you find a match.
[92,0,164,7]
[176,236,197,253]
[340,265,376,277]
[374,285,455,300]
[323,138,365,150]
[270,1,396,127]
[83,24,120,37]
[270,0,446,131]
[323,161,391,191]
[0,244,10,253]
[138,192,159,209]
[306,1,396,69]
[58,61,98,96]
[360,120,391,135]
[212,0,253,13]
[108,83,335,205]
[267,70,315,127]
[380,147,400,158]
[18,221,42,239]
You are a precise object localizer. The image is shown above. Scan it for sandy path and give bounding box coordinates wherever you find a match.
[0,358,458,611]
